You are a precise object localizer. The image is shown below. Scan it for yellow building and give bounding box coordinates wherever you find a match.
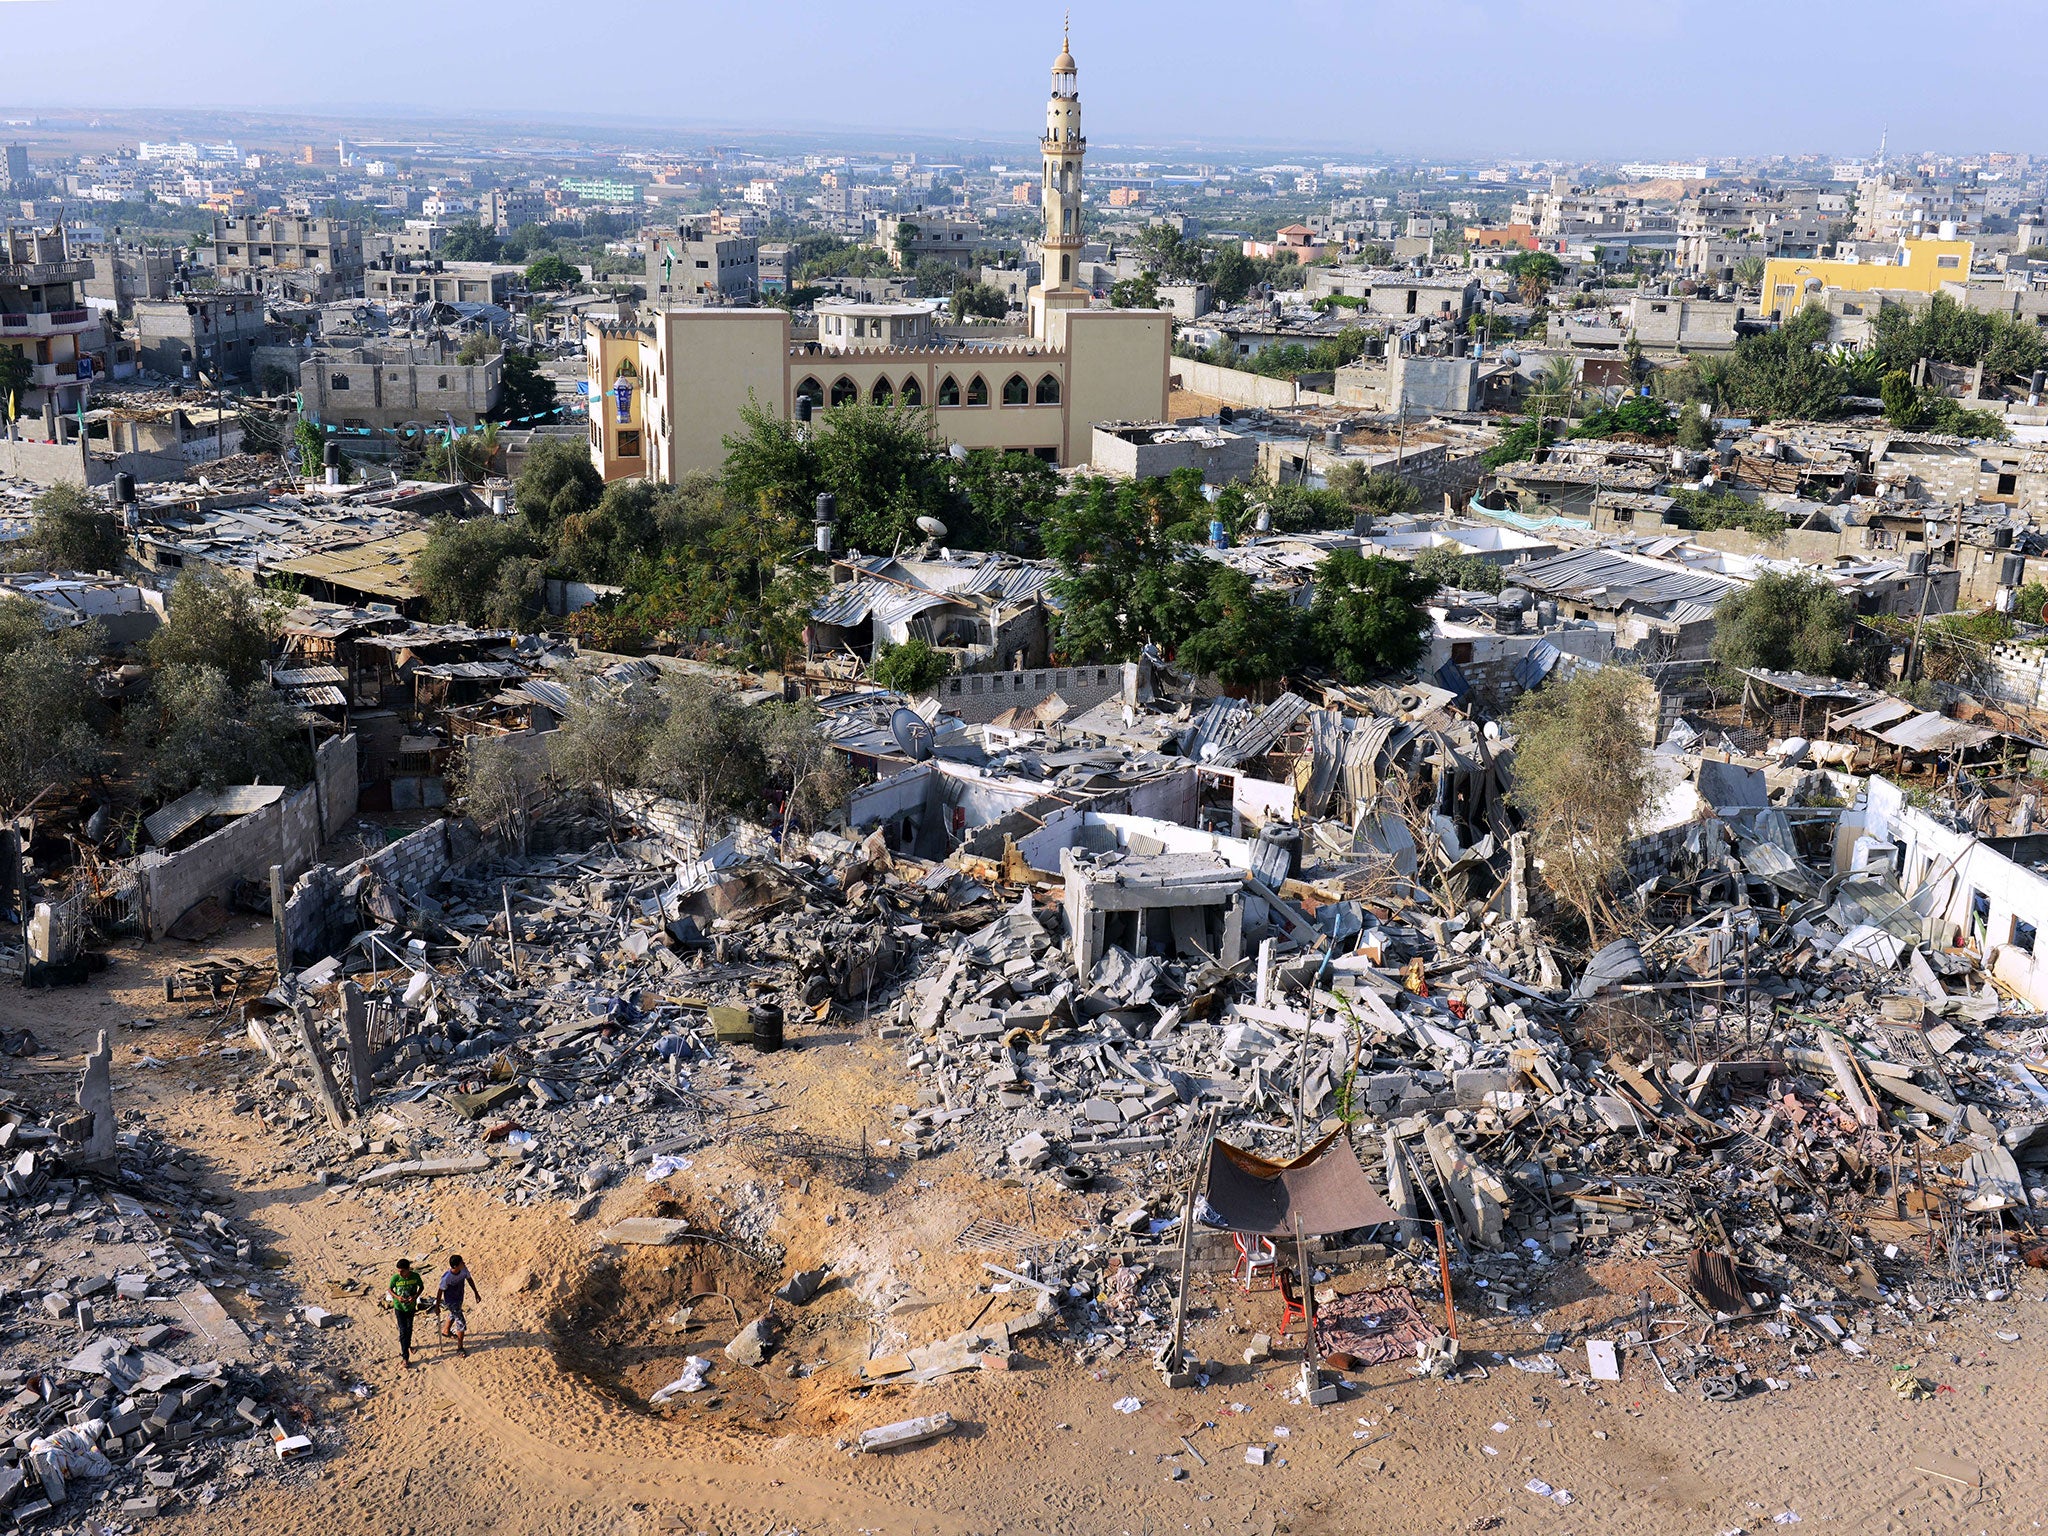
[1759,237,1973,319]
[586,22,1170,483]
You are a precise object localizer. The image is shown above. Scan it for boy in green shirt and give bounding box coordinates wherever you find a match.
[386,1258,425,1367]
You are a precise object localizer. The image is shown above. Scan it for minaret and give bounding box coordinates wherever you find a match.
[1030,15,1090,341]
[1041,16,1085,291]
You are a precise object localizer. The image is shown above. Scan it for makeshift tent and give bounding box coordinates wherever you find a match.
[1203,1128,1398,1238]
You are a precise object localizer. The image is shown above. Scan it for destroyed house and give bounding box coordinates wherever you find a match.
[1508,545,1736,658]
[809,553,1054,671]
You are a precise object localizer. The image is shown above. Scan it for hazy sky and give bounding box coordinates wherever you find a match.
[1,0,2038,160]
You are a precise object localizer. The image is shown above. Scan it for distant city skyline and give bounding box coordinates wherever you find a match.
[1,0,2043,161]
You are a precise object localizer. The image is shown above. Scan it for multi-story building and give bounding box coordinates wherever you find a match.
[132,292,268,380]
[873,212,983,271]
[559,177,641,207]
[84,243,181,317]
[298,340,503,432]
[479,187,548,234]
[587,24,1168,484]
[3,144,31,190]
[365,260,518,307]
[643,216,758,307]
[1,226,106,416]
[212,214,364,301]
[1855,174,1984,244]
[1760,236,1973,320]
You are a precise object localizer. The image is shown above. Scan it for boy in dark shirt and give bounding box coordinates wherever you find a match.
[386,1259,425,1367]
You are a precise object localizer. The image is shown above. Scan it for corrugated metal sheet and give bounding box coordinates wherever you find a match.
[810,578,957,628]
[1876,712,1999,752]
[271,666,347,687]
[519,678,571,714]
[1512,639,1561,691]
[1514,547,1735,611]
[416,660,529,681]
[959,561,1056,604]
[1830,696,1915,734]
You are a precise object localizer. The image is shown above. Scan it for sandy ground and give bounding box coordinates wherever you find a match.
[8,925,2047,1536]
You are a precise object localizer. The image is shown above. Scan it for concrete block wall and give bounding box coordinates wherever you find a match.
[280,816,457,964]
[316,733,360,842]
[1170,358,1305,410]
[137,798,286,940]
[934,661,1127,725]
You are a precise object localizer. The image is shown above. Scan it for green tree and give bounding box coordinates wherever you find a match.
[1304,551,1436,681]
[892,220,922,265]
[149,567,289,690]
[26,483,124,573]
[1710,569,1855,677]
[0,345,32,416]
[1042,476,1208,662]
[1177,565,1303,693]
[1503,251,1566,306]
[523,253,579,291]
[548,672,661,840]
[494,348,559,422]
[1109,270,1160,309]
[441,221,502,262]
[456,331,499,366]
[1507,667,1657,938]
[1209,247,1259,307]
[949,450,1062,554]
[870,636,953,694]
[2014,580,2048,627]
[514,436,604,543]
[1410,545,1505,593]
[1732,254,1766,290]
[552,476,691,583]
[124,662,307,805]
[639,675,766,835]
[456,732,544,853]
[949,283,1010,321]
[1324,464,1422,525]
[1723,304,1844,421]
[1675,404,1713,450]
[0,596,104,815]
[720,398,948,553]
[1881,368,1922,429]
[412,516,545,628]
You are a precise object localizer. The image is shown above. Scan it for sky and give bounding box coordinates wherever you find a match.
[1,0,2042,161]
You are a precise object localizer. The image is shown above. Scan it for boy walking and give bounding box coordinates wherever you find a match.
[438,1255,481,1354]
[386,1259,425,1367]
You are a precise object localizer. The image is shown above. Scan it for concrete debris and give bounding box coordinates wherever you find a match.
[0,1100,311,1520]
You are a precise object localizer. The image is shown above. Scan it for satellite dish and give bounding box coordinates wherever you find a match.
[890,707,937,761]
[915,515,949,539]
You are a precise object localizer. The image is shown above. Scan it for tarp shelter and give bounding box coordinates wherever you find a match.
[1203,1129,1398,1238]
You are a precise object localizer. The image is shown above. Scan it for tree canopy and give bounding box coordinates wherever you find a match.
[24,483,125,574]
[1306,551,1437,682]
[1710,569,1856,678]
[1507,667,1657,938]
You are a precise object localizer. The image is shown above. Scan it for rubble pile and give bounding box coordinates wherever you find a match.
[2,1096,328,1525]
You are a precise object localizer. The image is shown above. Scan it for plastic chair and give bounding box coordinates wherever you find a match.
[1276,1266,1308,1337]
[1231,1233,1279,1292]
